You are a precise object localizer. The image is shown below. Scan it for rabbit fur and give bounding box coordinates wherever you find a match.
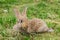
[13,6,54,33]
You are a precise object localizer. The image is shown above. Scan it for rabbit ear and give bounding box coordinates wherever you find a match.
[22,7,28,16]
[13,6,21,19]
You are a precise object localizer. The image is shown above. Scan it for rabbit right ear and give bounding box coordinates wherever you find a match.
[13,6,21,20]
[22,7,28,16]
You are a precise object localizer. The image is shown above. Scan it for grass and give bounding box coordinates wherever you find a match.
[0,0,60,40]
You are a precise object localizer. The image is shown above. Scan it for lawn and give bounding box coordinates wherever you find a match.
[0,0,60,40]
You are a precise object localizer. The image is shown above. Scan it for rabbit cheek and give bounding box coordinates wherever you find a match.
[21,22,28,29]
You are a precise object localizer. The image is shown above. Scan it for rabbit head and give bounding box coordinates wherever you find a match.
[13,6,28,29]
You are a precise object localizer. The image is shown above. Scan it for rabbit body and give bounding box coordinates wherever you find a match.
[27,18,49,33]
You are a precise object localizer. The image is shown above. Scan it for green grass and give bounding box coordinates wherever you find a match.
[0,0,60,40]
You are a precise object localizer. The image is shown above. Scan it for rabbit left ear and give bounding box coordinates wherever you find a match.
[22,7,28,16]
[13,6,21,21]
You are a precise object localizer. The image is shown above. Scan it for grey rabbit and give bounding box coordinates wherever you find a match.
[13,6,54,33]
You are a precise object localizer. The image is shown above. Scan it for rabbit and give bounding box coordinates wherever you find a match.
[13,6,54,33]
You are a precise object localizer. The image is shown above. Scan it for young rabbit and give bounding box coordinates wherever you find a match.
[13,6,54,33]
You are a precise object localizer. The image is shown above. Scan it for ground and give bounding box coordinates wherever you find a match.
[0,0,60,40]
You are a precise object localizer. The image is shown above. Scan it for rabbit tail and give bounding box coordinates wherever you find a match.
[47,28,54,32]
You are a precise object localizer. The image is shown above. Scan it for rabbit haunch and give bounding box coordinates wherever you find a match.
[13,7,54,33]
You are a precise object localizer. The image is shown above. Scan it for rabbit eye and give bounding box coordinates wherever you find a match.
[21,20,23,23]
[18,20,23,23]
